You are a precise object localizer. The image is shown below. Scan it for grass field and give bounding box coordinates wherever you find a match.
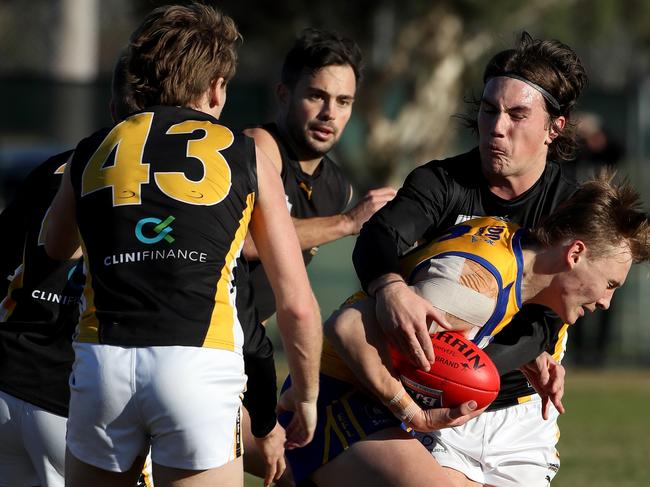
[554,369,650,487]
[244,238,650,486]
[244,369,650,487]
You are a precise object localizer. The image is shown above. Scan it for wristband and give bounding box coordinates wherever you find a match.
[370,278,405,297]
[386,389,419,425]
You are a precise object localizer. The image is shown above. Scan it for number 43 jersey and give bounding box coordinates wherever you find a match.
[69,106,257,351]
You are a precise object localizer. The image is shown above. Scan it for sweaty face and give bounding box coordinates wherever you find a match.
[478,77,554,180]
[553,242,632,325]
[282,64,356,159]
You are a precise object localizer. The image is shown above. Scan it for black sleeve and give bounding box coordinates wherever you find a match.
[353,163,450,291]
[484,304,561,375]
[242,319,278,438]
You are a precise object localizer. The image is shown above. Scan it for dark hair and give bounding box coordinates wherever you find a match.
[464,31,588,161]
[111,51,140,121]
[126,2,241,109]
[530,169,650,263]
[281,28,363,89]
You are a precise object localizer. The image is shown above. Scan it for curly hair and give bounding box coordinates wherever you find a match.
[126,3,241,109]
[463,31,588,161]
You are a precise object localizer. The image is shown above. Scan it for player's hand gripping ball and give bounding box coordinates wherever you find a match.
[391,331,500,409]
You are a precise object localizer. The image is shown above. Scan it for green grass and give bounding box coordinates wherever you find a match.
[247,236,650,486]
[554,369,650,487]
[244,369,650,486]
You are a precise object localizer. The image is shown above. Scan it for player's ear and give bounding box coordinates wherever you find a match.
[109,99,119,124]
[209,77,227,109]
[546,115,566,144]
[276,83,290,105]
[566,239,586,268]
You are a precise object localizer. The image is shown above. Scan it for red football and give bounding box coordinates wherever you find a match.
[390,331,500,409]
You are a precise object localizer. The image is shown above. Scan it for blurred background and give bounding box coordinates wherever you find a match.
[1,1,649,485]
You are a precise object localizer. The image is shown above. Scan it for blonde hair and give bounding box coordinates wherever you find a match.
[530,169,650,263]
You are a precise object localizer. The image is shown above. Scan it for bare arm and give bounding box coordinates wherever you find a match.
[241,127,396,259]
[324,298,481,432]
[44,163,81,260]
[244,188,397,260]
[249,144,322,448]
[290,187,397,249]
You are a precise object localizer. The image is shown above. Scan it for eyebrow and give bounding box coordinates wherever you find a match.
[481,98,532,114]
[306,86,355,101]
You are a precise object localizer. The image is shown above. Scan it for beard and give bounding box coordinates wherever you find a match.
[284,112,339,160]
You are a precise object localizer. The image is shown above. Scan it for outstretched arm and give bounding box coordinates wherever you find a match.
[242,127,396,259]
[249,144,322,448]
[289,187,397,250]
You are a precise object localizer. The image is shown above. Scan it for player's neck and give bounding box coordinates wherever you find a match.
[298,158,323,175]
[275,121,324,175]
[519,247,560,308]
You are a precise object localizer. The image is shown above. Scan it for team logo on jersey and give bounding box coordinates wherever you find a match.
[66,261,85,290]
[135,216,175,244]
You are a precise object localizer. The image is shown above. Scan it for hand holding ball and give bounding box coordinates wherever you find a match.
[391,331,500,409]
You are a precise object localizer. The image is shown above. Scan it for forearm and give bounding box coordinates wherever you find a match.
[292,214,353,250]
[353,166,445,291]
[276,297,322,403]
[243,214,352,261]
[324,301,404,406]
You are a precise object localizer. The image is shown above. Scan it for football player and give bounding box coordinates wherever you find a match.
[281,172,650,487]
[44,4,321,487]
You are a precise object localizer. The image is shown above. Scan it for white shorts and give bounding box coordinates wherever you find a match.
[416,396,561,486]
[67,342,246,472]
[0,389,66,487]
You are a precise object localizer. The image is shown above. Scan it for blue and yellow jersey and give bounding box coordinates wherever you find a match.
[400,216,525,347]
[322,216,526,383]
[69,106,257,351]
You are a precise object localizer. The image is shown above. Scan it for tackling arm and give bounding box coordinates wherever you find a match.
[324,297,481,432]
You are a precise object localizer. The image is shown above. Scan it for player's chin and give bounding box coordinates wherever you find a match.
[306,137,336,155]
[564,308,580,325]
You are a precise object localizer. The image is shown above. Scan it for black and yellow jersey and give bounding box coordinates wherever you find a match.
[322,216,526,383]
[69,106,257,351]
[354,148,577,408]
[245,122,352,321]
[0,151,83,417]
